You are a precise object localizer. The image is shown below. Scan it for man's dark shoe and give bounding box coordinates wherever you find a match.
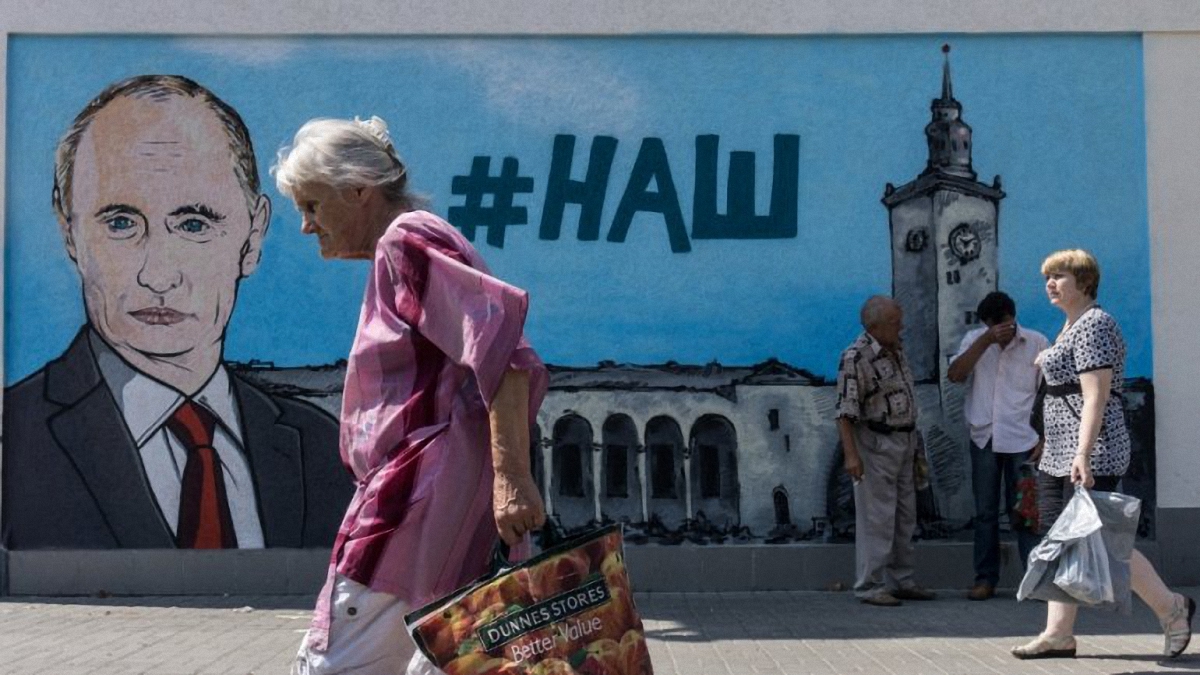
[860,592,902,607]
[893,586,937,601]
[967,583,995,601]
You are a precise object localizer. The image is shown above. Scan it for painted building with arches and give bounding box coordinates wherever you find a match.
[532,360,842,536]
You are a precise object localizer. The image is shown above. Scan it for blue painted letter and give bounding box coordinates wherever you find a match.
[608,138,691,253]
[692,134,799,240]
[540,135,619,241]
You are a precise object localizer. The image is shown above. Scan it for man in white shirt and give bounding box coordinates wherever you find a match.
[2,75,351,549]
[948,291,1049,600]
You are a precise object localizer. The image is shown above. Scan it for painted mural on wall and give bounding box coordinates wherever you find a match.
[1,76,351,549]
[3,35,1153,549]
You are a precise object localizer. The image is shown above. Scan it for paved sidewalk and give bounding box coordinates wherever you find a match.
[1,588,1197,675]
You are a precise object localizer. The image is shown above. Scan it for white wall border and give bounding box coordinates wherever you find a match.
[4,1,1200,35]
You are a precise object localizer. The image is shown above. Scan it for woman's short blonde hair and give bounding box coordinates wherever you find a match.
[1041,249,1100,299]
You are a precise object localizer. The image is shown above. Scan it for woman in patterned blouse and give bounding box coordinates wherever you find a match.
[1013,249,1194,660]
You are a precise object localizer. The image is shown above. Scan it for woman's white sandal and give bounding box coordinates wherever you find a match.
[1163,594,1196,658]
[1011,635,1077,660]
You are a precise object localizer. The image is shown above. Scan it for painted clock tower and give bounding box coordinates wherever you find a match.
[882,45,1005,386]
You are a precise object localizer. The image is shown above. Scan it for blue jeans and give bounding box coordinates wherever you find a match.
[971,440,1040,586]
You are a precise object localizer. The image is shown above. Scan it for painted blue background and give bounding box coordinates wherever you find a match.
[5,35,1150,382]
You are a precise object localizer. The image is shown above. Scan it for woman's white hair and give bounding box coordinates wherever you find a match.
[271,116,424,209]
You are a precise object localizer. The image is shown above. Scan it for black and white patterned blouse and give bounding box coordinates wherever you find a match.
[1037,306,1130,477]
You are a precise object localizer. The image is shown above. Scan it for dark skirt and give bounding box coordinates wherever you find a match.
[1036,471,1121,536]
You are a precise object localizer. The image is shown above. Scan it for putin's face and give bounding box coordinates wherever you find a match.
[62,96,269,365]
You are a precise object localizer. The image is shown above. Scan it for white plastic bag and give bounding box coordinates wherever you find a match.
[1051,487,1113,604]
[1018,486,1141,613]
[1054,528,1113,603]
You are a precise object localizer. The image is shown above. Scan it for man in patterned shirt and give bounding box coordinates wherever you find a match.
[836,296,937,606]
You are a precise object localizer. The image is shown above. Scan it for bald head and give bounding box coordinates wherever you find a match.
[860,295,903,350]
[53,74,261,226]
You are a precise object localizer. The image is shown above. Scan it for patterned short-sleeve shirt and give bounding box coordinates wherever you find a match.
[1038,306,1130,477]
[835,332,918,427]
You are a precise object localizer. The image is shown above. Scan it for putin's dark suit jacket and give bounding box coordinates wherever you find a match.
[2,329,354,549]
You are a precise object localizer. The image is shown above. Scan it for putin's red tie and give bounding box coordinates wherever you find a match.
[166,400,237,549]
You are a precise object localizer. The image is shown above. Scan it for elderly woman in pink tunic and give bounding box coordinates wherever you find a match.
[273,116,548,675]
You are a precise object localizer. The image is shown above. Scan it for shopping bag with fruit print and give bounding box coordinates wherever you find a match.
[405,525,653,675]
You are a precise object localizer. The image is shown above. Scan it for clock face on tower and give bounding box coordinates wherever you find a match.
[948,223,981,263]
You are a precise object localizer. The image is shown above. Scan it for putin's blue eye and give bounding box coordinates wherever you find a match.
[178,218,209,235]
[108,215,136,232]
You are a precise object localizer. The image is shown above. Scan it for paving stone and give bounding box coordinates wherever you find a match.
[0,588,1198,674]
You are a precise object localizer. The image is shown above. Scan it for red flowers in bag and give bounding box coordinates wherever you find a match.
[1012,462,1039,533]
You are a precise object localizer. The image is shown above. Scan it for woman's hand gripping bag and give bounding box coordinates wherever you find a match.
[405,525,653,675]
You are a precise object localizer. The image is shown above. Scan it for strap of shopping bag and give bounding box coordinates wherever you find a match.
[490,520,566,573]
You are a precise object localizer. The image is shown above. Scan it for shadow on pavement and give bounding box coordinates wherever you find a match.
[634,588,1200,643]
[1112,671,1200,675]
[0,594,317,610]
[1082,654,1197,663]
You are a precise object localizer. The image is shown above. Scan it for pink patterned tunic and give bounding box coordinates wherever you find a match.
[306,211,547,651]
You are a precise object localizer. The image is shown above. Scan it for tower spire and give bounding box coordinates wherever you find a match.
[941,44,953,102]
[923,43,973,179]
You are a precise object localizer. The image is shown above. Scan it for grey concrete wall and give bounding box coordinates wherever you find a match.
[1145,33,1200,589]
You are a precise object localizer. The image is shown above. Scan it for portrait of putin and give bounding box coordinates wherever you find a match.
[2,75,352,550]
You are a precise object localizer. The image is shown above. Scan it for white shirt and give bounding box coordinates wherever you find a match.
[953,324,1050,453]
[91,334,266,548]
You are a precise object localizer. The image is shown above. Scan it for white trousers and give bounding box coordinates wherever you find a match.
[293,575,443,675]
